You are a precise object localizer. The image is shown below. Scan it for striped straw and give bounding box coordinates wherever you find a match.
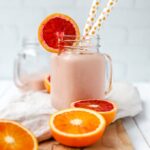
[89,0,118,36]
[83,0,101,37]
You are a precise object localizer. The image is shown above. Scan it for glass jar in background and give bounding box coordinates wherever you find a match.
[14,38,51,92]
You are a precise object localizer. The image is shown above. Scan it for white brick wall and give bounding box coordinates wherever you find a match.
[135,0,150,8]
[0,0,150,82]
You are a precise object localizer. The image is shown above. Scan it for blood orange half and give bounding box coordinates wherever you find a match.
[71,100,117,126]
[49,108,106,147]
[38,13,80,53]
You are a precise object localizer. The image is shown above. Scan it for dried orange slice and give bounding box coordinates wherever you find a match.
[71,100,117,126]
[49,108,106,147]
[44,75,51,93]
[0,120,38,150]
[38,13,80,53]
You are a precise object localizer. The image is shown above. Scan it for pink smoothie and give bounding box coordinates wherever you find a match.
[19,74,45,92]
[51,51,106,110]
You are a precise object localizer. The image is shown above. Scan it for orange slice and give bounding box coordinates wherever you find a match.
[0,120,38,150]
[44,75,51,93]
[71,100,117,126]
[38,13,80,53]
[49,108,106,147]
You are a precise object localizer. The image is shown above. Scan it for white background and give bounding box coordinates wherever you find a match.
[0,0,150,82]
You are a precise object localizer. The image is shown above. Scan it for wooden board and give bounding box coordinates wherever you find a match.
[39,120,133,150]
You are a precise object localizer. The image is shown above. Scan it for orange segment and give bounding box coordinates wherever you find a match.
[50,108,106,147]
[0,120,38,150]
[54,111,100,134]
[73,100,114,112]
[44,75,51,93]
[71,100,117,126]
[38,13,80,53]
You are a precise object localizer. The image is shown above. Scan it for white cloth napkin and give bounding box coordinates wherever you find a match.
[0,82,142,142]
[108,82,142,120]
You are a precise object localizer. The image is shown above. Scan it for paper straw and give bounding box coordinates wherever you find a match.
[89,0,118,36]
[83,0,101,37]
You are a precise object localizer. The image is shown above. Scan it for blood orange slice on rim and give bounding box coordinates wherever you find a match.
[71,100,117,126]
[38,13,80,53]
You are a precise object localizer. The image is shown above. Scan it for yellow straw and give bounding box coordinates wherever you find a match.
[89,0,118,36]
[83,0,101,37]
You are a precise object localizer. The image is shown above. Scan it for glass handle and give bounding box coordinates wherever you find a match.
[13,55,24,88]
[103,54,113,95]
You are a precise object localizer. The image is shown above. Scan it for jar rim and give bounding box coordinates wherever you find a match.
[57,34,100,40]
[57,34,100,53]
[22,37,39,46]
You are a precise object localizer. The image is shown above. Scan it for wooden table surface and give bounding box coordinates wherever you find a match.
[0,81,150,150]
